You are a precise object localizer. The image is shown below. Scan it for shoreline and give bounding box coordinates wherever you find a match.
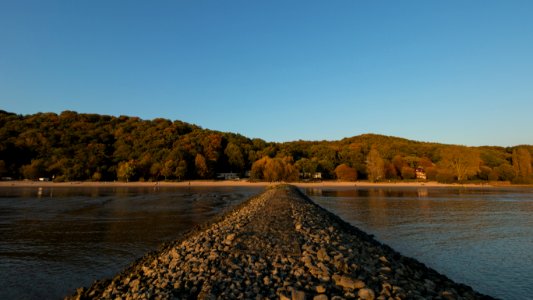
[0,179,525,189]
[68,184,494,299]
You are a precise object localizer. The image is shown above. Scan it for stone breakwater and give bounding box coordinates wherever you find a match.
[68,185,494,300]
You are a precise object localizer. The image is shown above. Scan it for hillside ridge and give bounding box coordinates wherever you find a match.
[1,110,531,184]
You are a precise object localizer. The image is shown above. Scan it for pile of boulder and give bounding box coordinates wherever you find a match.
[68,185,493,300]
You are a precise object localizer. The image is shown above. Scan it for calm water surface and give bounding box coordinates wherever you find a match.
[305,186,533,300]
[0,186,263,299]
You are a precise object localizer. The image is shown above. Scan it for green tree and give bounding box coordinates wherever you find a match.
[150,162,162,180]
[224,142,245,171]
[339,143,366,178]
[92,171,102,181]
[161,160,176,180]
[295,158,318,179]
[175,160,187,180]
[477,166,492,181]
[21,159,46,180]
[117,160,136,182]
[495,164,515,182]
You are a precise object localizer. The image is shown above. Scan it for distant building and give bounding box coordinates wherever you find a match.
[216,173,239,180]
[300,172,322,181]
[300,172,312,179]
[415,168,427,180]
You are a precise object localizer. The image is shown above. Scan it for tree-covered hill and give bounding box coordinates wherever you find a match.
[0,110,531,183]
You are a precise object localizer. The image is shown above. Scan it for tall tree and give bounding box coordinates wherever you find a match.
[224,143,245,171]
[439,146,481,182]
[194,154,209,178]
[250,156,298,182]
[512,147,532,180]
[175,160,187,180]
[161,160,176,180]
[250,156,268,180]
[264,158,284,182]
[21,159,46,180]
[117,160,136,182]
[295,158,318,179]
[281,156,299,182]
[366,147,384,182]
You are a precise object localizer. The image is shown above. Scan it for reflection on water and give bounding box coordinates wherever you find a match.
[305,187,533,300]
[0,186,263,299]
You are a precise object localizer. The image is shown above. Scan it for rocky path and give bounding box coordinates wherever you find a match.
[68,185,494,300]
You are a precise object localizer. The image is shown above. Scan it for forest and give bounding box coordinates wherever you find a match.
[0,110,532,184]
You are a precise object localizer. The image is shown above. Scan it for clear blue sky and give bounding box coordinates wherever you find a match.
[1,1,532,146]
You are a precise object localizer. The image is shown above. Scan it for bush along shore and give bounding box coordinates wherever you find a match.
[68,185,495,300]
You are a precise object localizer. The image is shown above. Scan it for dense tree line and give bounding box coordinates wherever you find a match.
[1,110,532,184]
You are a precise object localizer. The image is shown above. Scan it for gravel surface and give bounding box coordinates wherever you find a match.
[68,185,495,300]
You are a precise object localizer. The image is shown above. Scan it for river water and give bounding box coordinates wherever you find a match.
[0,186,263,299]
[1,186,531,299]
[305,186,533,300]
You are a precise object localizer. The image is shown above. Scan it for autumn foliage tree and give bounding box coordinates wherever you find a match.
[512,147,532,183]
[438,146,481,182]
[20,159,46,180]
[400,166,415,180]
[117,160,136,182]
[250,156,268,180]
[250,156,298,182]
[1,110,531,184]
[194,154,209,179]
[366,147,384,182]
[334,164,357,181]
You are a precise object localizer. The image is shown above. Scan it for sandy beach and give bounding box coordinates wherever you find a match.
[0,180,504,188]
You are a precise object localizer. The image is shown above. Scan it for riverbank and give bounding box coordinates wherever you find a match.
[0,179,507,188]
[67,184,493,300]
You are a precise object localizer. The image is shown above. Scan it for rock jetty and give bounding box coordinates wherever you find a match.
[68,185,494,300]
